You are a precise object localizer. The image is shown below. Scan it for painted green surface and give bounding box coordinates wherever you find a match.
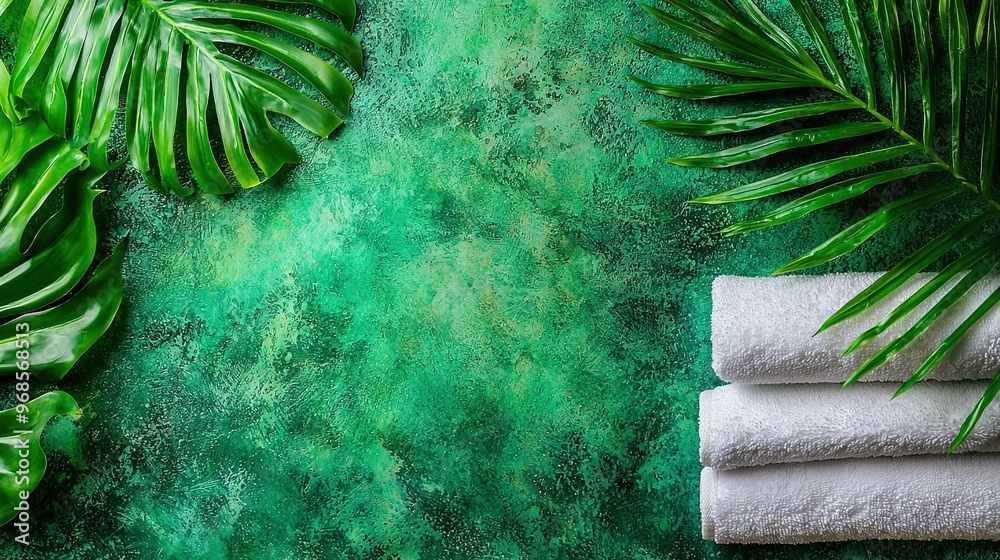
[1,0,999,558]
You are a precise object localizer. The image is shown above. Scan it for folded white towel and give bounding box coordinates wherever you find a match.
[702,454,1000,543]
[712,273,1000,383]
[700,382,1000,469]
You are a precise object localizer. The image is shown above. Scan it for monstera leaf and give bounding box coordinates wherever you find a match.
[0,64,126,380]
[0,0,365,526]
[0,241,126,383]
[1,0,364,195]
[0,391,82,528]
[632,0,1000,449]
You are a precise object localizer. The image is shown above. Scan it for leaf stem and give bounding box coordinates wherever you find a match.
[817,77,1000,210]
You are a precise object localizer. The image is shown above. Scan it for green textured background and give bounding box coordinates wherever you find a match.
[3,0,1000,558]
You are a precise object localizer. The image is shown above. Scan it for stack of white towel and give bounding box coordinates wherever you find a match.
[702,274,1000,544]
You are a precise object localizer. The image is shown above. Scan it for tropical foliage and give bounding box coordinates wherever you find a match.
[0,45,128,529]
[1,0,364,194]
[0,392,83,528]
[0,0,363,522]
[0,72,126,384]
[631,0,1000,449]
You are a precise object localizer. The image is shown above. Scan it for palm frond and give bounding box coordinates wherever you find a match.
[639,100,859,136]
[842,234,1000,353]
[720,164,947,236]
[820,211,998,329]
[839,0,877,105]
[947,0,970,172]
[666,122,891,168]
[874,0,908,128]
[977,0,990,46]
[908,0,936,147]
[983,0,999,198]
[951,369,1000,451]
[633,0,1000,448]
[1,0,364,195]
[692,145,920,203]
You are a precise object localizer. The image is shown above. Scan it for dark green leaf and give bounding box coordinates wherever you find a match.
[722,164,945,235]
[629,74,814,100]
[150,26,187,196]
[0,114,54,187]
[896,282,1000,397]
[172,2,364,76]
[874,0,907,128]
[909,0,936,148]
[84,1,140,171]
[639,5,809,74]
[948,0,970,171]
[0,172,100,319]
[68,0,124,148]
[184,43,229,194]
[0,140,87,268]
[0,61,14,120]
[789,0,850,87]
[269,0,357,31]
[627,37,796,82]
[3,0,364,194]
[8,0,73,119]
[733,0,823,75]
[692,145,917,203]
[939,0,949,39]
[843,235,1000,355]
[950,369,1000,452]
[820,211,999,332]
[0,392,81,526]
[658,0,811,75]
[668,122,890,168]
[0,239,126,382]
[983,0,998,198]
[774,183,965,275]
[976,0,990,48]
[844,245,1000,384]
[641,100,858,136]
[702,0,807,63]
[36,0,93,136]
[838,0,877,105]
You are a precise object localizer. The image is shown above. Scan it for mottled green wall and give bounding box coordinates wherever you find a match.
[2,0,1000,559]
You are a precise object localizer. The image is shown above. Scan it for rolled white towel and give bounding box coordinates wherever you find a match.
[712,273,1000,383]
[702,454,1000,543]
[700,382,1000,469]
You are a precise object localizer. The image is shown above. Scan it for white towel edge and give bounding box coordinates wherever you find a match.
[701,467,715,541]
[709,277,725,377]
[698,390,713,468]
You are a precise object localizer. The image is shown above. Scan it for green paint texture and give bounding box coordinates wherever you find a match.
[2,0,1000,558]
